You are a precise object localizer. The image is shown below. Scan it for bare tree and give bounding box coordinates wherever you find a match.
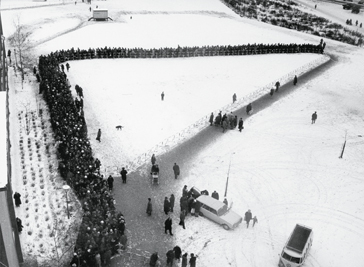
[7,15,35,85]
[42,215,81,267]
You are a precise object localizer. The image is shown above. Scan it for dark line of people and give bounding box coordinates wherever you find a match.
[46,42,325,63]
[38,54,126,267]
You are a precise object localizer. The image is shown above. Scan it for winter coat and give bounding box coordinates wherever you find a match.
[245,211,252,222]
[150,253,159,266]
[164,218,172,230]
[211,191,219,200]
[14,192,21,206]
[181,254,188,267]
[209,113,214,124]
[164,199,171,213]
[120,169,128,179]
[238,119,244,130]
[189,255,197,267]
[169,195,175,209]
[151,155,156,165]
[147,201,153,214]
[173,164,180,175]
[173,246,182,259]
[166,250,174,263]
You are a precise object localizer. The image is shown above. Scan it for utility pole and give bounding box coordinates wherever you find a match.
[224,152,234,197]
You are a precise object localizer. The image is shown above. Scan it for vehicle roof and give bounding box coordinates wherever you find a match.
[286,224,313,254]
[197,195,225,210]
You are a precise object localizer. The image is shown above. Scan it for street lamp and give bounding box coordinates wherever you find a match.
[62,184,71,219]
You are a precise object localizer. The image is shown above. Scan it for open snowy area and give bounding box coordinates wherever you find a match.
[2,0,364,266]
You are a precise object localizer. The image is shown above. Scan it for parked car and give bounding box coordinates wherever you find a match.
[278,224,313,267]
[196,195,242,230]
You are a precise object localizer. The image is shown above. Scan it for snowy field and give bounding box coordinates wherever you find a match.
[2,0,364,266]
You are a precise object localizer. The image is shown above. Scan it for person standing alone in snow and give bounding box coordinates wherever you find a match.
[161,91,165,101]
[173,163,180,179]
[293,75,298,86]
[146,198,153,216]
[311,111,317,124]
[164,216,173,235]
[238,118,244,132]
[120,167,128,183]
[96,129,101,142]
[233,93,237,103]
[244,209,252,228]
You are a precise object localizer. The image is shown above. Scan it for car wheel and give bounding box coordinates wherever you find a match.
[222,224,230,230]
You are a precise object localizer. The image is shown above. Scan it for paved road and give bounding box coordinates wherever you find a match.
[110,55,334,267]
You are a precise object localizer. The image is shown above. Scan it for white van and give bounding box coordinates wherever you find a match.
[278,224,313,267]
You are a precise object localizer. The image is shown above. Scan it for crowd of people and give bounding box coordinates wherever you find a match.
[38,54,126,266]
[44,42,325,63]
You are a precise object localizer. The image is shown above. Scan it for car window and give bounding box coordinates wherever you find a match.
[202,204,217,215]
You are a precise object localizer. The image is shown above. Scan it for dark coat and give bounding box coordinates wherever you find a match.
[151,155,156,165]
[189,255,197,267]
[164,199,171,213]
[245,210,252,222]
[173,246,182,259]
[147,201,153,214]
[238,119,244,130]
[211,191,219,200]
[293,75,298,85]
[120,169,128,179]
[209,113,214,124]
[14,192,21,206]
[149,253,159,266]
[164,218,172,230]
[166,250,174,263]
[169,195,175,209]
[173,164,180,175]
[182,254,188,267]
[312,112,317,120]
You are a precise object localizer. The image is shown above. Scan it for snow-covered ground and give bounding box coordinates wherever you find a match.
[2,0,364,266]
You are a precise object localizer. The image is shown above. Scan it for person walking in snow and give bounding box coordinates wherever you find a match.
[275,81,280,92]
[179,210,186,229]
[181,253,188,267]
[311,111,317,124]
[164,197,171,215]
[238,118,244,132]
[66,62,70,72]
[246,103,253,115]
[13,192,22,207]
[189,253,198,267]
[270,88,274,96]
[169,194,175,212]
[233,93,237,103]
[149,252,159,267]
[161,91,165,101]
[173,246,182,261]
[209,112,214,126]
[253,216,258,227]
[147,198,153,216]
[151,154,156,165]
[96,129,101,142]
[293,75,298,86]
[107,175,114,191]
[173,163,180,179]
[164,216,173,235]
[244,209,253,228]
[120,167,128,183]
[166,249,175,267]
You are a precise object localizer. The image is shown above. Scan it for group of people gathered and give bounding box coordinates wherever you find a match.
[38,54,127,266]
[45,42,325,63]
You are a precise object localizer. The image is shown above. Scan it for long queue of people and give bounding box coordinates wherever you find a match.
[46,42,325,63]
[38,54,125,266]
